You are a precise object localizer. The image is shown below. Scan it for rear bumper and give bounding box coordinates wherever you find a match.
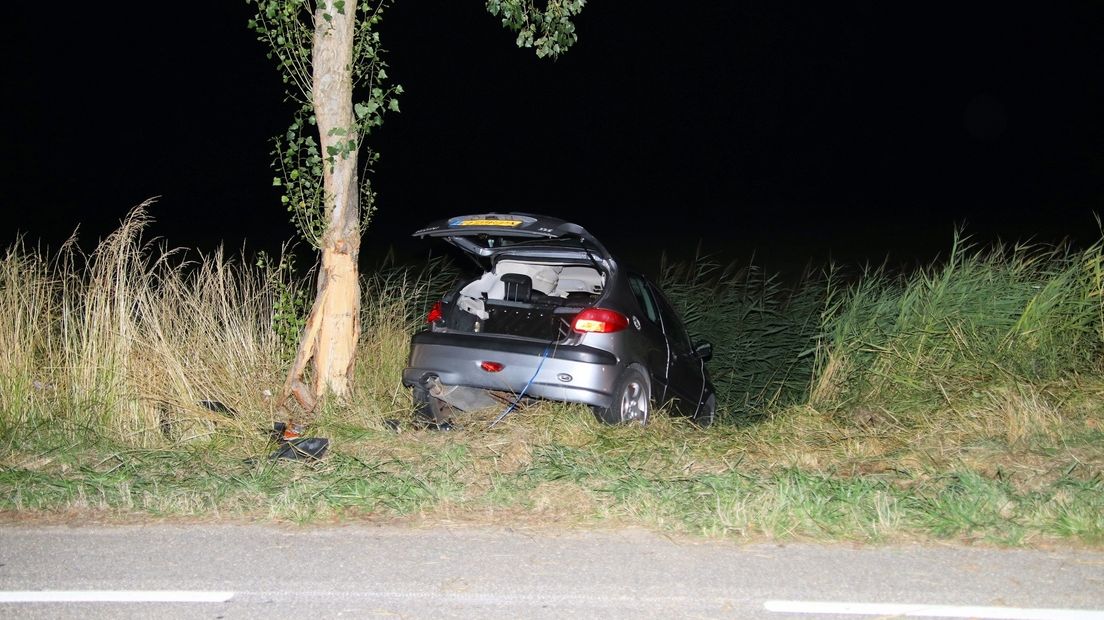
[402,331,621,408]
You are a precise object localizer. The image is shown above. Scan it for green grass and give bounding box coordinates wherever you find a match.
[811,235,1103,420]
[3,404,1100,543]
[0,204,1101,546]
[659,249,826,421]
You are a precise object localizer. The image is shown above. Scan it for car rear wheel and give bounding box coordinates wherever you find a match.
[593,366,650,425]
[412,384,455,429]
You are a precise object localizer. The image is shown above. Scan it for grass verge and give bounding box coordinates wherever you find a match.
[3,399,1100,545]
[0,206,1100,546]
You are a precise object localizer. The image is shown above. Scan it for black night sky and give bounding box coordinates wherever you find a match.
[5,2,1102,276]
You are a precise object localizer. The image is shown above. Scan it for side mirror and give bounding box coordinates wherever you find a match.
[693,341,713,362]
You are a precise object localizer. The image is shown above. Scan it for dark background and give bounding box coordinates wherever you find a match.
[5,2,1102,277]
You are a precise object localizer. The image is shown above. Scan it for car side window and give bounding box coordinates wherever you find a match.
[651,286,693,354]
[628,274,660,324]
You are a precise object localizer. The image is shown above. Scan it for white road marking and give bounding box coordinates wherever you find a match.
[0,591,234,603]
[764,600,1104,619]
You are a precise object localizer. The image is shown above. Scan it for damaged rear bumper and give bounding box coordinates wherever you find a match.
[402,331,621,410]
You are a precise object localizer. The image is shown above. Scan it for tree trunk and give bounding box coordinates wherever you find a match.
[280,0,361,414]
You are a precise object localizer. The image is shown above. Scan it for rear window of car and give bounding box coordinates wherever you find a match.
[628,274,660,324]
[652,287,693,352]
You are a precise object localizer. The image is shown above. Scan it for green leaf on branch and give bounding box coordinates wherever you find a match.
[249,0,466,247]
[486,0,587,59]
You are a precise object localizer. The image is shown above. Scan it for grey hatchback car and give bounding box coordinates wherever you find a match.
[402,213,716,427]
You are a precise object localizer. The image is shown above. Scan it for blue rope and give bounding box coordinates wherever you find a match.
[488,343,552,429]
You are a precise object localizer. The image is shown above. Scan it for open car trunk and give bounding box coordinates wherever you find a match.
[438,259,606,342]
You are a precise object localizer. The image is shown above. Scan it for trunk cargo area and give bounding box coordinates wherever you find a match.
[441,260,606,341]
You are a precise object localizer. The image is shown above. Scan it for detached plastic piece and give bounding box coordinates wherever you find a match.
[270,421,286,441]
[281,423,304,441]
[199,400,237,415]
[269,437,329,461]
[271,421,304,442]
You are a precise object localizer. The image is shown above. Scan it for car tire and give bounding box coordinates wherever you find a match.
[693,394,716,428]
[412,384,455,428]
[593,366,651,425]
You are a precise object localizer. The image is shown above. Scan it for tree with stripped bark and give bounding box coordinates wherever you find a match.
[246,0,586,419]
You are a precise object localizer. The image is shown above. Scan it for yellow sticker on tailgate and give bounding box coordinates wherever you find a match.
[457,219,523,227]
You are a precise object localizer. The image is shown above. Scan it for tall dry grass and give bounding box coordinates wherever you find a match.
[0,202,458,449]
[0,203,293,446]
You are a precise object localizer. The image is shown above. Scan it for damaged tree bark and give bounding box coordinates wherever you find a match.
[280,1,361,415]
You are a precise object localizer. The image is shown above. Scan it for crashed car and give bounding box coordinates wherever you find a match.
[401,213,716,426]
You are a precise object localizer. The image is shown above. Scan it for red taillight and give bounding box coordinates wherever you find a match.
[571,308,629,334]
[426,300,443,323]
[480,361,505,373]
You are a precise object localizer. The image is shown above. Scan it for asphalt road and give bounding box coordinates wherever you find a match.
[0,524,1102,619]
